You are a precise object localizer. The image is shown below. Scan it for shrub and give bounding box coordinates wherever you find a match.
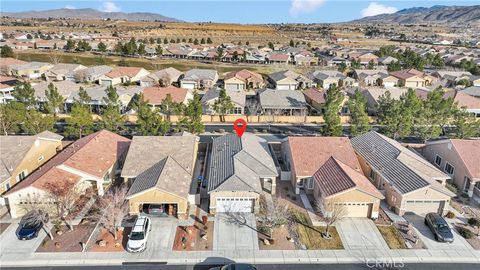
[467,217,480,227]
[445,183,457,194]
[461,193,469,198]
[445,211,455,219]
[459,227,474,239]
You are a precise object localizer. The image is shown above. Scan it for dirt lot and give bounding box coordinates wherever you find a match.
[377,225,407,249]
[257,223,296,250]
[89,228,129,252]
[172,221,213,251]
[36,223,95,252]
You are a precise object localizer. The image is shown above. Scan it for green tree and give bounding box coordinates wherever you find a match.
[351,60,361,69]
[23,110,55,134]
[76,87,92,108]
[216,47,224,61]
[101,86,124,133]
[44,82,65,118]
[452,108,480,139]
[376,91,402,138]
[12,82,36,108]
[367,60,375,69]
[200,38,206,44]
[97,42,107,52]
[160,94,181,122]
[64,103,94,139]
[289,39,295,47]
[155,45,163,55]
[387,61,401,72]
[399,88,423,138]
[322,85,343,136]
[66,39,76,51]
[337,62,347,73]
[207,37,212,44]
[0,102,26,135]
[417,87,455,141]
[268,42,274,50]
[136,94,170,136]
[348,89,370,136]
[114,42,124,54]
[1,45,14,57]
[164,38,168,44]
[137,43,146,56]
[193,38,199,45]
[178,91,204,134]
[213,88,234,122]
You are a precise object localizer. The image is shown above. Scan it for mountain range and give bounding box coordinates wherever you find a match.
[1,8,182,22]
[351,5,480,25]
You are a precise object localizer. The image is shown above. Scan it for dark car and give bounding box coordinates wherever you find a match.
[210,263,258,270]
[16,221,43,240]
[424,213,454,243]
[147,204,166,216]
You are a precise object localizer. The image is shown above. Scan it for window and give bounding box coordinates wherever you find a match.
[38,155,44,162]
[307,177,314,190]
[369,170,376,180]
[435,155,442,167]
[444,163,455,176]
[5,183,10,190]
[17,170,27,182]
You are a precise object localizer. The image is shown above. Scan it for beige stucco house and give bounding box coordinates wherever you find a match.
[121,134,198,218]
[207,133,278,214]
[282,137,383,218]
[423,139,480,200]
[0,131,63,195]
[99,67,150,86]
[3,130,131,218]
[351,131,455,216]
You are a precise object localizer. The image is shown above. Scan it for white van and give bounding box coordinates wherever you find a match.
[126,216,151,252]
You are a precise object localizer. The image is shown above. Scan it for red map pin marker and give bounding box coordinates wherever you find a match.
[233,119,247,138]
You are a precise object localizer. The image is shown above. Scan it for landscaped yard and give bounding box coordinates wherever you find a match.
[293,210,343,250]
[257,222,296,250]
[36,223,95,252]
[377,225,407,249]
[172,221,214,251]
[89,227,129,252]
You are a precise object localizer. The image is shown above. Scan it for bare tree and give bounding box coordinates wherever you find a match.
[257,195,290,238]
[49,54,61,65]
[246,101,261,122]
[73,69,88,83]
[20,194,54,239]
[91,184,129,240]
[315,197,347,239]
[158,73,171,87]
[43,182,83,231]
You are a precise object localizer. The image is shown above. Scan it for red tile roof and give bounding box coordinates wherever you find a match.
[314,157,384,199]
[454,91,480,109]
[143,85,190,105]
[451,139,480,178]
[268,54,289,62]
[224,69,263,83]
[303,88,326,104]
[0,58,26,67]
[4,130,131,196]
[287,137,361,177]
[105,67,143,79]
[390,69,424,80]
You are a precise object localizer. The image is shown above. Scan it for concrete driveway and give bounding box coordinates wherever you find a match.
[214,213,259,251]
[143,217,177,253]
[336,218,389,250]
[404,213,473,251]
[0,220,46,258]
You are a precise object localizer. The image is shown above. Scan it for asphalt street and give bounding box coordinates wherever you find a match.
[2,263,480,270]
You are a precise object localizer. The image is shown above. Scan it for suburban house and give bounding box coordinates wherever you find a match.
[308,70,354,89]
[121,135,198,218]
[10,62,53,79]
[303,88,326,113]
[223,69,264,91]
[354,69,389,87]
[74,65,112,83]
[423,139,480,200]
[350,52,379,65]
[266,53,290,64]
[201,88,246,115]
[281,137,383,218]
[0,75,20,103]
[3,130,131,218]
[460,86,480,98]
[142,85,193,108]
[33,80,82,104]
[454,91,480,117]
[140,67,184,87]
[431,71,472,87]
[0,131,63,195]
[389,69,428,88]
[362,87,408,115]
[351,131,455,216]
[258,88,307,116]
[470,75,480,87]
[207,133,278,214]
[268,70,313,90]
[45,63,87,81]
[0,58,27,76]
[180,69,219,90]
[378,56,398,66]
[99,67,150,86]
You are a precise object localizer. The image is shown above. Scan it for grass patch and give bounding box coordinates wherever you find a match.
[377,225,407,249]
[292,210,343,250]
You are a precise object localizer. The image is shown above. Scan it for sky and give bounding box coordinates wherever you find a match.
[0,0,478,24]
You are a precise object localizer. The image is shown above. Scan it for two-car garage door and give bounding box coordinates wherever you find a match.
[404,200,446,215]
[216,198,254,213]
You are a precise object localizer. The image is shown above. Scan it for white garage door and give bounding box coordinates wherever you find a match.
[337,203,372,218]
[277,84,293,90]
[404,200,444,215]
[181,82,196,89]
[216,198,254,213]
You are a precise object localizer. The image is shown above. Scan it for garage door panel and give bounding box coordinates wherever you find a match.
[404,200,443,215]
[217,198,253,213]
[337,203,372,218]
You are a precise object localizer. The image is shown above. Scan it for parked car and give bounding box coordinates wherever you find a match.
[210,263,258,270]
[424,213,454,243]
[147,204,166,216]
[16,221,43,240]
[126,216,151,252]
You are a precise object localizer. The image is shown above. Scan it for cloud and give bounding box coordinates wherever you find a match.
[289,0,326,17]
[99,1,121,13]
[361,2,398,17]
[64,5,76,10]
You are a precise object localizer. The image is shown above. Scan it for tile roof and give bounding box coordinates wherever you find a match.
[4,130,130,196]
[303,88,326,104]
[143,85,190,105]
[450,139,480,178]
[207,133,278,193]
[351,131,450,195]
[313,157,384,199]
[33,81,82,101]
[183,69,217,81]
[287,137,362,177]
[201,88,246,107]
[258,89,306,109]
[224,69,263,83]
[454,91,480,109]
[389,69,424,80]
[105,67,144,79]
[460,86,480,98]
[0,131,63,181]
[0,57,27,67]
